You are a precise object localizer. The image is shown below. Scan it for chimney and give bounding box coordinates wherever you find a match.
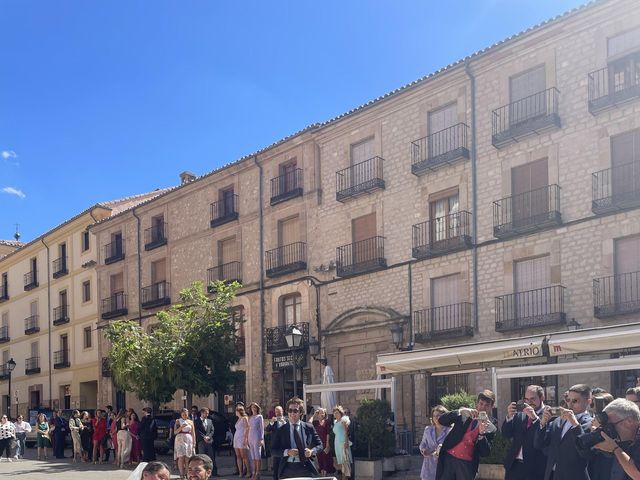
[180,171,196,185]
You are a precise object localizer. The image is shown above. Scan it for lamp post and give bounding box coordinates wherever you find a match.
[389,323,404,350]
[308,336,328,365]
[284,325,303,399]
[6,358,16,419]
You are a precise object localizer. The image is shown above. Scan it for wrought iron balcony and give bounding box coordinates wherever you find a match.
[270,168,303,206]
[588,60,640,114]
[141,281,171,309]
[53,349,70,369]
[493,184,561,238]
[592,163,640,214]
[144,222,168,251]
[265,242,307,278]
[210,195,239,227]
[594,271,640,318]
[412,211,472,259]
[53,304,70,326]
[24,270,38,291]
[336,156,385,202]
[411,123,470,175]
[52,256,68,278]
[25,356,40,375]
[101,357,111,377]
[235,336,246,357]
[0,325,9,343]
[495,285,566,332]
[264,322,309,354]
[101,292,128,320]
[336,236,386,277]
[207,262,242,293]
[104,239,125,264]
[492,87,560,148]
[24,314,40,334]
[0,365,9,380]
[413,303,474,342]
[0,283,7,303]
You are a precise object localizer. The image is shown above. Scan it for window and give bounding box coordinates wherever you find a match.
[280,294,301,327]
[30,300,38,318]
[350,138,374,166]
[82,231,90,252]
[278,216,300,247]
[82,280,91,303]
[430,190,459,242]
[1,312,7,338]
[511,158,549,224]
[351,213,378,263]
[110,273,124,295]
[30,342,38,359]
[614,236,640,307]
[279,160,298,192]
[219,187,235,215]
[428,103,458,157]
[514,255,551,319]
[218,237,238,266]
[432,274,461,308]
[611,130,640,197]
[509,65,546,124]
[608,27,640,59]
[151,259,166,284]
[0,273,7,297]
[83,327,92,349]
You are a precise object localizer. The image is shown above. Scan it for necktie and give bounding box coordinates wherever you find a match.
[293,424,306,460]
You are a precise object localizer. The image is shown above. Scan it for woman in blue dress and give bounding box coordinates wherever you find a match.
[332,405,352,480]
[419,405,450,480]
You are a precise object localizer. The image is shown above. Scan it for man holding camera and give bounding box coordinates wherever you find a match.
[502,385,547,480]
[534,383,593,480]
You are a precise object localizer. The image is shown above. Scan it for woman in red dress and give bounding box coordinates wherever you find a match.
[92,410,107,464]
[128,410,141,463]
[312,408,335,476]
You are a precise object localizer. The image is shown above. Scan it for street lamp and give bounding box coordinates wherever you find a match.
[6,358,16,419]
[389,323,404,350]
[308,336,328,365]
[284,325,304,399]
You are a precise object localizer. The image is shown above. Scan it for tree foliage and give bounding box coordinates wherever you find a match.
[354,399,395,459]
[104,281,242,405]
[440,390,476,411]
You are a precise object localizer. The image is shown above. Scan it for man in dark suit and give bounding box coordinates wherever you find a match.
[52,409,68,459]
[195,408,218,476]
[272,398,323,479]
[266,406,287,480]
[534,383,593,480]
[502,384,547,480]
[436,389,497,480]
[139,407,158,462]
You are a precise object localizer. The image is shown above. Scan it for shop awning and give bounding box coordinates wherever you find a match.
[376,334,546,375]
[547,322,640,357]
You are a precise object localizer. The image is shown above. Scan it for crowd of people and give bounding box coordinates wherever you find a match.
[418,385,640,480]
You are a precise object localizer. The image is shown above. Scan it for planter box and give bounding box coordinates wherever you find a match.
[355,459,383,480]
[477,464,504,480]
[382,457,395,475]
[394,455,411,471]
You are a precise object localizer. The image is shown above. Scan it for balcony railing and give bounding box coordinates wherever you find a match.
[592,162,640,214]
[144,222,168,251]
[101,357,111,377]
[270,168,303,205]
[495,285,566,332]
[210,195,239,227]
[336,156,385,202]
[104,239,125,264]
[0,365,9,380]
[24,270,38,291]
[141,281,171,309]
[336,236,386,277]
[235,336,246,357]
[53,304,70,326]
[265,242,307,278]
[24,314,40,334]
[207,262,242,292]
[264,322,309,354]
[493,184,561,238]
[0,325,9,343]
[53,349,70,369]
[492,87,560,148]
[411,123,470,175]
[412,211,472,259]
[101,292,128,320]
[0,283,7,302]
[588,62,640,114]
[52,256,68,278]
[413,303,474,342]
[594,271,640,318]
[25,356,40,375]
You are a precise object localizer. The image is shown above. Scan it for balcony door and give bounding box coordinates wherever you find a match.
[511,158,549,227]
[509,65,546,125]
[151,215,164,242]
[350,138,374,188]
[607,28,640,94]
[514,255,550,321]
[611,129,640,200]
[151,259,167,299]
[352,213,377,265]
[615,236,640,309]
[59,290,68,317]
[278,216,300,267]
[30,300,38,325]
[431,274,461,333]
[60,334,68,361]
[428,103,457,158]
[110,273,124,310]
[220,187,235,216]
[218,237,237,278]
[279,161,298,194]
[430,191,459,243]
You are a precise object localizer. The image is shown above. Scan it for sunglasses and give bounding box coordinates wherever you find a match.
[288,408,300,413]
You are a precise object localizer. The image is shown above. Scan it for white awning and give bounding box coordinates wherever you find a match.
[376,335,546,375]
[495,355,640,379]
[547,322,640,357]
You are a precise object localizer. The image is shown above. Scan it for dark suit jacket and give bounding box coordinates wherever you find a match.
[435,410,494,480]
[501,412,547,479]
[195,416,215,444]
[272,421,323,478]
[534,411,593,480]
[139,415,157,440]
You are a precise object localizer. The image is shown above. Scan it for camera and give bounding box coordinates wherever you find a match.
[549,406,561,416]
[516,400,525,412]
[478,411,488,421]
[576,411,619,449]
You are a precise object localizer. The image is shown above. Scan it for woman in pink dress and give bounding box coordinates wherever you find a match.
[128,410,141,464]
[247,402,264,480]
[312,408,335,476]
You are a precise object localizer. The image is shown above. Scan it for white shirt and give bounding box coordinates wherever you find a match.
[14,421,32,433]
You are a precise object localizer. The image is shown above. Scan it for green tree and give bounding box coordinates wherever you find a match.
[440,390,476,411]
[354,399,395,459]
[104,280,242,406]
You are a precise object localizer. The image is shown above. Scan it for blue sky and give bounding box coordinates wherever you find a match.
[0,0,586,242]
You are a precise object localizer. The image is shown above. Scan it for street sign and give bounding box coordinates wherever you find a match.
[272,351,307,370]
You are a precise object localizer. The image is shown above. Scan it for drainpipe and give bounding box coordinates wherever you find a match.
[254,156,266,387]
[464,60,479,331]
[408,263,415,438]
[40,238,53,408]
[132,209,143,324]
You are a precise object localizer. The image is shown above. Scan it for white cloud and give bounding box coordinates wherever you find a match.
[1,187,26,199]
[1,150,17,160]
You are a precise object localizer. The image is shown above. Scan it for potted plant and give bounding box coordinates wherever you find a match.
[353,399,395,480]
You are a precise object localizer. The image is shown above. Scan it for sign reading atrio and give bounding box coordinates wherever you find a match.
[272,351,307,370]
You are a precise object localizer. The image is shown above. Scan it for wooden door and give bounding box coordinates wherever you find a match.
[431,274,461,332]
[510,65,546,124]
[511,158,549,226]
[428,103,457,157]
[615,236,640,307]
[352,213,377,264]
[514,256,550,321]
[611,130,640,199]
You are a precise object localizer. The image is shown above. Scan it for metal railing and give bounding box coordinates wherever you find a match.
[141,281,171,307]
[104,239,124,263]
[413,303,473,341]
[208,262,242,285]
[493,184,561,237]
[53,304,69,325]
[25,356,40,374]
[0,325,8,342]
[336,236,386,277]
[53,256,68,277]
[264,322,309,354]
[53,349,70,368]
[412,211,472,258]
[265,242,307,277]
[411,123,469,172]
[588,62,640,113]
[335,156,385,201]
[0,365,9,379]
[144,222,167,249]
[495,285,566,331]
[24,270,38,290]
[270,168,303,204]
[592,162,640,213]
[594,271,640,318]
[24,314,39,333]
[101,292,128,319]
[235,336,246,357]
[0,282,7,301]
[210,194,239,226]
[492,87,560,146]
